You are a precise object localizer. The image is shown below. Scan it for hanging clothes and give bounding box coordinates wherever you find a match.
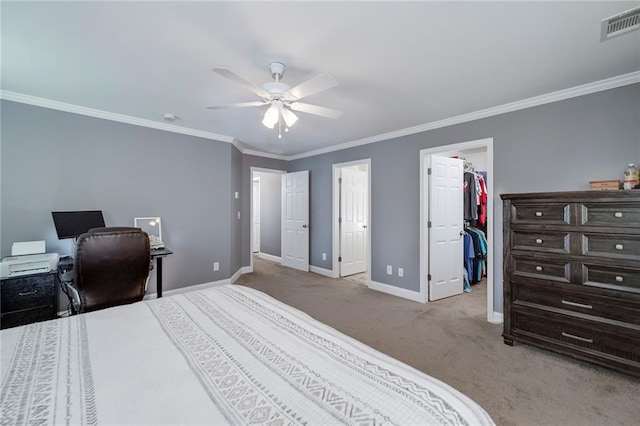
[463,172,478,223]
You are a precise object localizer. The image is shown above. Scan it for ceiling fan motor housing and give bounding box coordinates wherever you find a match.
[269,62,285,79]
[262,82,290,98]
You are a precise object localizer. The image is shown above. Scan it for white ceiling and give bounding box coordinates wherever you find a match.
[2,1,639,157]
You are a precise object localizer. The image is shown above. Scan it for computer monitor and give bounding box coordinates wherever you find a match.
[51,210,106,240]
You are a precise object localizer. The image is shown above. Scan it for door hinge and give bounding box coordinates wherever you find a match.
[428,221,432,228]
[428,274,432,281]
[338,217,342,223]
[338,256,342,262]
[338,177,342,184]
[427,168,432,175]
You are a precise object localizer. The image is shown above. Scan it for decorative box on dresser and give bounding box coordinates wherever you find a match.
[501,190,640,377]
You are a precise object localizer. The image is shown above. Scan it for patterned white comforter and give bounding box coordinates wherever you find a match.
[1,285,494,425]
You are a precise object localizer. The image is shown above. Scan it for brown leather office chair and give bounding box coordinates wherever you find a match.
[70,227,151,313]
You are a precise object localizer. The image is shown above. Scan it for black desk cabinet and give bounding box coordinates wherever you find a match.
[1,271,58,329]
[501,190,640,377]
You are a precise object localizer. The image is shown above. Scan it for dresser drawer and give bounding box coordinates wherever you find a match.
[513,281,640,326]
[1,273,56,313]
[511,230,570,254]
[582,233,640,261]
[512,310,640,365]
[511,203,570,225]
[582,263,640,294]
[580,202,640,228]
[1,308,55,329]
[511,255,571,283]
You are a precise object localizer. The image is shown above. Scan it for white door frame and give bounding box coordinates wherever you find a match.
[249,167,286,273]
[419,137,499,323]
[332,159,371,281]
[252,177,261,253]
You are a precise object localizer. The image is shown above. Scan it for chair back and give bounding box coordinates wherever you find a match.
[75,227,150,313]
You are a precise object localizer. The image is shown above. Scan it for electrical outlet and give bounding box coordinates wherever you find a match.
[213,262,219,271]
[237,211,240,219]
[322,252,326,261]
[398,268,404,277]
[235,191,239,199]
[387,265,392,275]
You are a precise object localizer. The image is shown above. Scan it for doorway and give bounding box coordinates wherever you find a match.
[252,177,260,253]
[332,159,371,283]
[420,138,499,323]
[249,167,286,272]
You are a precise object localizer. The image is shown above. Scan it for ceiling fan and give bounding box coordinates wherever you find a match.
[206,62,341,138]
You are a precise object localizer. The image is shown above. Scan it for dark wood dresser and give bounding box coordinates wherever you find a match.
[501,190,640,377]
[1,271,58,329]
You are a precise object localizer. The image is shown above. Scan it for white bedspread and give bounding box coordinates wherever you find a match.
[1,285,494,425]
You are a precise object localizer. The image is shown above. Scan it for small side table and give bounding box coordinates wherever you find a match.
[0,271,58,329]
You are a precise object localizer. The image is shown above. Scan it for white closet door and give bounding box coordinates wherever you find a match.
[340,168,367,276]
[428,155,464,301]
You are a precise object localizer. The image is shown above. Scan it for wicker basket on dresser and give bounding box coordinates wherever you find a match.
[501,190,640,377]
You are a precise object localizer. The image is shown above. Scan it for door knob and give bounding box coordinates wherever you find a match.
[363,225,368,229]
[302,224,308,228]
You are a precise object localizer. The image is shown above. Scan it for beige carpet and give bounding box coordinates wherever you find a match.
[236,257,639,426]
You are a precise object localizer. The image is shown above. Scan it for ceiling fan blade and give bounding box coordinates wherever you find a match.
[283,74,337,101]
[289,102,342,119]
[212,68,270,99]
[205,101,268,110]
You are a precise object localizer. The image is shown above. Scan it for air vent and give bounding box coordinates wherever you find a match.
[601,6,640,41]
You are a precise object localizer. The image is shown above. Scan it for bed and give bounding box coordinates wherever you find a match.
[1,284,494,425]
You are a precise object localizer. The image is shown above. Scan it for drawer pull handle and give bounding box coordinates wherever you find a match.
[535,211,543,217]
[614,212,623,218]
[561,300,593,309]
[535,238,543,244]
[535,266,543,272]
[615,244,624,250]
[18,290,38,296]
[562,332,593,344]
[616,276,624,283]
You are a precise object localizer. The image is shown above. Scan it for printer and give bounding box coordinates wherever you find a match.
[0,241,60,278]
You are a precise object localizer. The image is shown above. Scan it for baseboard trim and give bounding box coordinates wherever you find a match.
[310,265,337,278]
[368,280,424,303]
[230,267,244,284]
[489,312,504,324]
[258,252,281,263]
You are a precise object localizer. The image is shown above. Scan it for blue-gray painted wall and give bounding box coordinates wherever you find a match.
[2,84,638,314]
[288,83,640,311]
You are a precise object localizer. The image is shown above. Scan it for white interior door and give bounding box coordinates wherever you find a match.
[428,155,464,301]
[340,168,367,276]
[281,170,309,271]
[252,179,260,252]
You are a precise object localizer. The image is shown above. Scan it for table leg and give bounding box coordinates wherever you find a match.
[157,257,163,298]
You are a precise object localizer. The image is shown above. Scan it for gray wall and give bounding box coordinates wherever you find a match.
[1,100,235,307]
[3,84,638,315]
[254,171,282,257]
[289,84,640,312]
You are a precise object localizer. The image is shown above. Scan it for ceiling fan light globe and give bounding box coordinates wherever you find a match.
[262,103,279,129]
[281,108,298,128]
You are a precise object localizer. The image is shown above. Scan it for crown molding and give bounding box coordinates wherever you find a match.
[241,148,287,161]
[3,70,638,162]
[230,138,288,160]
[0,90,235,144]
[286,71,640,161]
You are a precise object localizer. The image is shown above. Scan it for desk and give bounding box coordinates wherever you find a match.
[151,247,173,298]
